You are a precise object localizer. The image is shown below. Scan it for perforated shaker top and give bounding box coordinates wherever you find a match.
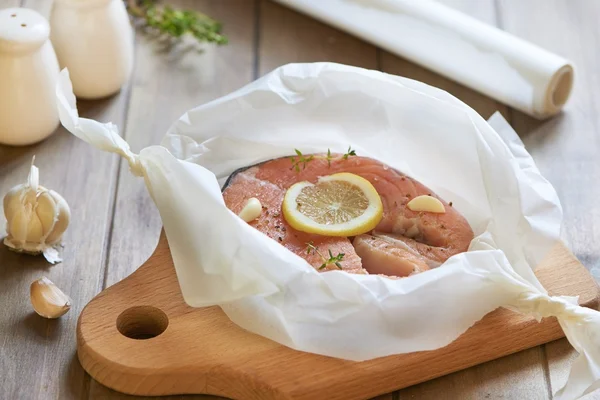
[0,8,49,52]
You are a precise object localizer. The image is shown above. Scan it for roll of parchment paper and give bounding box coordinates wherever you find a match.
[274,0,574,119]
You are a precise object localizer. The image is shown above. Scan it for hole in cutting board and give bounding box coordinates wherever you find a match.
[116,306,168,340]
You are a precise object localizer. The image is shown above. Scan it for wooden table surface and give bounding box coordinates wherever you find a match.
[1,0,599,399]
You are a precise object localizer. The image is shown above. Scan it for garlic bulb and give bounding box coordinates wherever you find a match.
[3,158,70,263]
[30,277,71,319]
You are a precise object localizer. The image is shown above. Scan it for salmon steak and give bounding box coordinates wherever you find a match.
[222,154,474,278]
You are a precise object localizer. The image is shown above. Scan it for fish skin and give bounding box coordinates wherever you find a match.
[222,154,473,277]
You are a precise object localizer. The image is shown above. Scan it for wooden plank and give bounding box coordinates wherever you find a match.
[495,0,600,397]
[258,0,378,74]
[382,1,547,398]
[102,0,256,287]
[87,1,257,399]
[75,237,599,400]
[101,0,258,287]
[0,1,130,399]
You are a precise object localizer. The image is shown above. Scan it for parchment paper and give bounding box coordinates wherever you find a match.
[274,0,574,119]
[56,63,599,399]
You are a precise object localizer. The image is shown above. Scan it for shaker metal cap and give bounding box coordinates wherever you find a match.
[0,8,50,53]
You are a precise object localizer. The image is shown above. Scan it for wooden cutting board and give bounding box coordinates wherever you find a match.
[77,232,600,399]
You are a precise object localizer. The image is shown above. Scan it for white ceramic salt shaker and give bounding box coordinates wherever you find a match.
[50,0,134,99]
[0,8,60,146]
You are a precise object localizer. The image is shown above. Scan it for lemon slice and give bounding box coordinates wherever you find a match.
[282,173,383,236]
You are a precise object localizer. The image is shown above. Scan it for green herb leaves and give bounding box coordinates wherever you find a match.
[343,146,357,160]
[290,149,315,172]
[325,249,345,269]
[306,242,345,270]
[290,147,357,172]
[127,0,228,45]
[306,241,318,255]
[326,148,333,167]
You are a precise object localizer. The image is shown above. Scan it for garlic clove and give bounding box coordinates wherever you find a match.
[3,158,71,261]
[30,277,71,319]
[36,191,58,238]
[3,184,25,218]
[9,203,38,244]
[238,197,262,222]
[407,195,446,213]
[44,190,70,244]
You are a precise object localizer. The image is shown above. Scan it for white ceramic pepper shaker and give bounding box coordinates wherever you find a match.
[50,0,134,99]
[0,8,60,146]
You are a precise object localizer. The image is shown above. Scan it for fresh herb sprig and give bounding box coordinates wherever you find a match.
[290,149,315,172]
[306,242,345,270]
[342,146,357,160]
[326,148,333,167]
[324,249,345,270]
[126,0,228,45]
[290,146,357,172]
[306,241,319,255]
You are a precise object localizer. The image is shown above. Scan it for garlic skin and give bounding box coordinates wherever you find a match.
[30,277,71,319]
[3,160,70,263]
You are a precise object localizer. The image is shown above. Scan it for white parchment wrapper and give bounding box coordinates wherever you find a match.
[273,0,574,119]
[56,63,600,399]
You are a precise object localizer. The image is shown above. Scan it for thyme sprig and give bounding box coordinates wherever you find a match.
[324,249,345,270]
[326,148,333,167]
[342,146,357,160]
[126,0,228,45]
[290,149,315,172]
[290,147,357,172]
[306,242,345,270]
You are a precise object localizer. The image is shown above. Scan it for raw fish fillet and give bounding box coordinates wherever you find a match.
[222,155,473,277]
